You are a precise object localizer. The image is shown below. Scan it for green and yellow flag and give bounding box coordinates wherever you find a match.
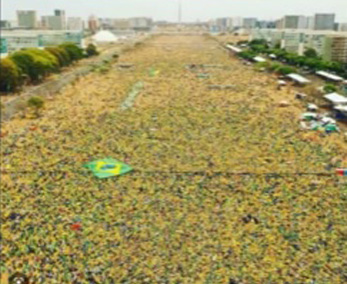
[83,158,133,179]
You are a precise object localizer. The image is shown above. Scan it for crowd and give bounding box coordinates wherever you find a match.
[1,35,346,283]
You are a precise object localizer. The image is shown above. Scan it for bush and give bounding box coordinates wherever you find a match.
[276,66,297,75]
[254,61,270,71]
[59,43,84,62]
[11,49,58,82]
[323,84,338,94]
[0,58,21,92]
[268,62,282,72]
[46,47,71,67]
[249,39,268,47]
[27,96,44,117]
[25,48,59,72]
[86,44,99,57]
[304,48,319,58]
[238,50,257,61]
[10,51,36,81]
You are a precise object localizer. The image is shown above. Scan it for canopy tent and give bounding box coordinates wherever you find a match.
[253,56,266,63]
[324,93,347,106]
[307,103,318,111]
[334,105,347,113]
[286,73,311,85]
[92,30,118,43]
[316,71,344,82]
[226,44,242,53]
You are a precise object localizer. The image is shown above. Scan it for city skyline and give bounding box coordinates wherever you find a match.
[2,0,347,22]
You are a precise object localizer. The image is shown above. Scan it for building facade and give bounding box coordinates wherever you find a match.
[112,19,131,30]
[67,17,84,31]
[250,29,347,63]
[339,23,347,32]
[1,30,84,54]
[243,18,257,30]
[42,16,64,30]
[0,20,11,29]
[54,10,66,29]
[17,10,37,29]
[88,15,99,33]
[129,17,152,31]
[314,14,335,30]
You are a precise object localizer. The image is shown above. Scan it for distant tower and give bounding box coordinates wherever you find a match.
[178,0,182,23]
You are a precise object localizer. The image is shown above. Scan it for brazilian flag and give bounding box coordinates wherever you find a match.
[83,158,133,179]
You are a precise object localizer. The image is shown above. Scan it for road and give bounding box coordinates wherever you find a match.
[1,35,346,283]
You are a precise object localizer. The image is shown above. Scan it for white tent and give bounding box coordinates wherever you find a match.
[92,30,118,43]
[316,71,344,82]
[286,73,311,85]
[324,93,347,106]
[226,44,242,53]
[253,56,266,63]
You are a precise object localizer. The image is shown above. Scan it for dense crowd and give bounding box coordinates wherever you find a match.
[1,35,346,283]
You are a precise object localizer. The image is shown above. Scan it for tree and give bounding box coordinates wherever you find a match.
[238,50,257,61]
[11,49,58,82]
[46,47,71,67]
[268,62,282,72]
[86,44,99,57]
[27,96,44,117]
[0,58,21,93]
[249,39,268,47]
[276,66,297,75]
[304,48,319,58]
[59,43,84,62]
[323,84,337,94]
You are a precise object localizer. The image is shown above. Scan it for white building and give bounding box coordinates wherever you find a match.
[1,30,84,54]
[129,17,152,30]
[339,23,347,32]
[251,29,347,63]
[67,17,84,31]
[243,18,257,29]
[17,10,37,29]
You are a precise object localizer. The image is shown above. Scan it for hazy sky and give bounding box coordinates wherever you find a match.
[2,0,347,22]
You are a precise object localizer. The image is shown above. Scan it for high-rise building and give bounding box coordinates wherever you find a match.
[283,16,300,29]
[54,9,66,29]
[323,35,347,63]
[339,23,347,32]
[243,18,257,29]
[280,16,307,29]
[17,10,37,28]
[67,17,84,31]
[0,20,11,29]
[307,16,315,30]
[42,16,64,30]
[314,14,335,30]
[216,18,231,32]
[88,15,99,33]
[256,20,276,29]
[41,10,66,30]
[232,17,243,28]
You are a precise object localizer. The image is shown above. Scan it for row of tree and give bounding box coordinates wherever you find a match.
[0,43,99,93]
[238,49,297,75]
[236,39,346,78]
